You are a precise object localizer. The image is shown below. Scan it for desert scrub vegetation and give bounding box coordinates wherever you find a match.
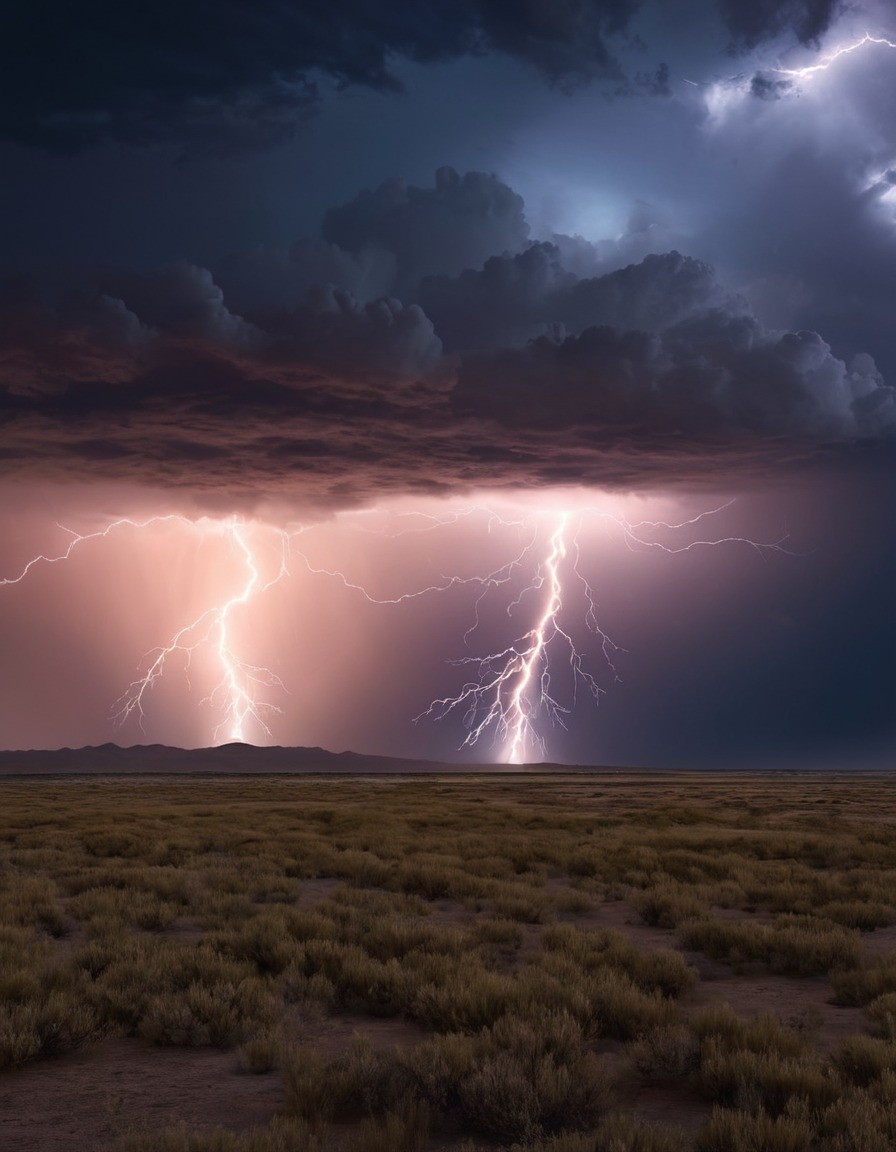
[3,771,896,1149]
[677,914,861,976]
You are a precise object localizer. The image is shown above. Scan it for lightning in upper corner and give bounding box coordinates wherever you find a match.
[770,32,896,80]
[698,27,896,124]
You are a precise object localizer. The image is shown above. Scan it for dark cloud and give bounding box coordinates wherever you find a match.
[418,248,727,353]
[103,264,262,348]
[322,167,530,295]
[453,312,893,439]
[750,73,795,100]
[707,144,896,382]
[0,166,892,508]
[718,0,842,49]
[216,240,396,316]
[1,217,892,507]
[265,286,443,376]
[0,0,641,151]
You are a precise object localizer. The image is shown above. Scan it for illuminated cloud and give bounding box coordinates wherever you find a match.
[0,181,891,509]
[1,3,895,766]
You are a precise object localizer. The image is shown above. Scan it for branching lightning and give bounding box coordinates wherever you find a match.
[770,32,896,81]
[1,499,789,759]
[112,517,291,743]
[3,515,291,744]
[417,503,789,764]
[699,27,896,124]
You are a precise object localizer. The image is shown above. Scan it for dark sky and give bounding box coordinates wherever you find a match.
[0,0,894,765]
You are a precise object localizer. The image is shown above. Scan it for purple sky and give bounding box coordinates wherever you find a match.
[0,0,894,765]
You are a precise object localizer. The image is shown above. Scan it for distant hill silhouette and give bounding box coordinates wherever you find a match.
[0,743,599,775]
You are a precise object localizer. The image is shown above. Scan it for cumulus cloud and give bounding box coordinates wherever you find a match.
[453,310,894,440]
[0,169,892,506]
[0,287,152,397]
[266,286,442,376]
[322,167,530,296]
[419,249,733,353]
[0,0,641,151]
[216,240,397,316]
[105,264,262,349]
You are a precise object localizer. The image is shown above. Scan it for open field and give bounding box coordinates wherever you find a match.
[2,770,896,1151]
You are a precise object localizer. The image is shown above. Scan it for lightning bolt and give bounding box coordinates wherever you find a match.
[698,27,896,124]
[1,499,789,759]
[418,514,611,764]
[771,32,896,80]
[113,517,290,743]
[3,514,290,744]
[416,504,789,764]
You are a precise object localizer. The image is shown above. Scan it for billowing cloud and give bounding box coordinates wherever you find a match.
[453,312,893,438]
[419,249,730,352]
[0,169,892,507]
[104,263,262,349]
[322,167,531,296]
[0,0,641,151]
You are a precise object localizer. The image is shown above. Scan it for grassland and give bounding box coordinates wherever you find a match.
[1,770,896,1150]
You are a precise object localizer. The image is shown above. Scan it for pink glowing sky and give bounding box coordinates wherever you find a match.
[2,478,885,768]
[2,2,896,765]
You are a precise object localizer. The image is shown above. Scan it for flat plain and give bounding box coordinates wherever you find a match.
[2,769,896,1151]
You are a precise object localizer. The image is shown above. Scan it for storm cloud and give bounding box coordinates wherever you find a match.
[1,169,892,507]
[0,0,642,151]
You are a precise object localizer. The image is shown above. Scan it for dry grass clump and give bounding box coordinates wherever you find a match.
[0,990,102,1069]
[829,954,896,1006]
[691,1003,808,1060]
[401,1008,609,1143]
[694,1105,812,1152]
[518,1114,688,1151]
[631,880,708,929]
[139,980,269,1048]
[699,1042,836,1115]
[236,1028,282,1074]
[114,1117,322,1151]
[865,991,896,1039]
[281,1034,407,1126]
[3,769,896,1150]
[694,1082,896,1152]
[678,914,861,976]
[627,1024,701,1079]
[832,1035,896,1087]
[74,933,273,1045]
[0,873,68,936]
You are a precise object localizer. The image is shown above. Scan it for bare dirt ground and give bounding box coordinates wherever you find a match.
[0,1037,283,1151]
